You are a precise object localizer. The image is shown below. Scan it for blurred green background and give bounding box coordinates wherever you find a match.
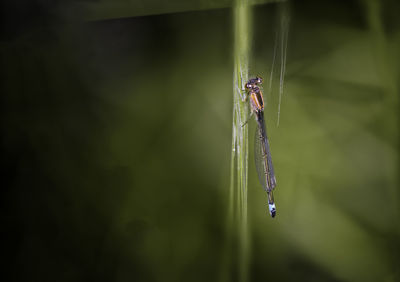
[1,0,399,281]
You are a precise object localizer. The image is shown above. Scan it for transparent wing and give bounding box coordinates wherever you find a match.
[254,127,268,191]
[254,116,276,193]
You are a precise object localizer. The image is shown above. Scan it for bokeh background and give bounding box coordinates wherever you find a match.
[1,0,399,281]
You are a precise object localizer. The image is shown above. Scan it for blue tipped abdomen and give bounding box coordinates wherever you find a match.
[269,203,276,218]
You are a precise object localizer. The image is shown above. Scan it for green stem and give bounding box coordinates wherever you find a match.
[233,1,251,282]
[220,2,253,282]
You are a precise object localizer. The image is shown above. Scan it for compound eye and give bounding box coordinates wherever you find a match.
[257,77,263,84]
[245,83,251,89]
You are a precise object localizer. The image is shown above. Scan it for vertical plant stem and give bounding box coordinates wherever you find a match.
[221,2,252,282]
[277,3,289,127]
[233,1,251,282]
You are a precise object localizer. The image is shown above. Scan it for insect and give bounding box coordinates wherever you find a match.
[243,76,277,218]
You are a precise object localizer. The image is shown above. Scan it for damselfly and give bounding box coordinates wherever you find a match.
[243,76,277,218]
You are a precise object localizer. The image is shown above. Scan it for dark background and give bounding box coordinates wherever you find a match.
[1,0,399,281]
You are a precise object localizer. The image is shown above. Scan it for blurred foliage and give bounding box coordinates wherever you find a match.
[1,0,283,25]
[1,0,399,282]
